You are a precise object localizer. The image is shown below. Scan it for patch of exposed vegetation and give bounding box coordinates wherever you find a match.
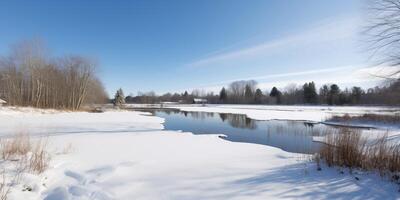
[328,113,400,126]
[316,128,400,183]
[0,133,50,199]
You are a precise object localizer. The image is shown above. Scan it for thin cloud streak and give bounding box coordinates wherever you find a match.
[186,16,359,68]
[181,65,386,93]
[192,65,359,90]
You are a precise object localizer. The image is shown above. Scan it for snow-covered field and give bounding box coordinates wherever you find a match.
[0,107,163,136]
[0,106,399,199]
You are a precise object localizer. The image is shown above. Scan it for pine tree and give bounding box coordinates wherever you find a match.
[319,85,330,104]
[270,87,282,104]
[219,87,227,103]
[244,84,254,103]
[351,87,363,104]
[328,84,340,105]
[270,87,280,97]
[181,91,190,103]
[254,88,263,104]
[114,88,125,107]
[303,82,318,104]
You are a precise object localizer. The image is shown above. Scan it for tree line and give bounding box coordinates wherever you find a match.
[122,79,400,106]
[0,40,108,110]
[123,0,400,107]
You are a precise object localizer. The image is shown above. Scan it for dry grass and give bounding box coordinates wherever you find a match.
[329,113,400,125]
[0,134,50,174]
[319,129,366,168]
[364,136,400,174]
[1,133,31,160]
[317,128,400,179]
[28,139,50,174]
[0,170,11,200]
[0,133,50,199]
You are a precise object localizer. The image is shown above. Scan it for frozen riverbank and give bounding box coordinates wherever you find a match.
[166,104,399,122]
[0,107,398,199]
[163,104,400,131]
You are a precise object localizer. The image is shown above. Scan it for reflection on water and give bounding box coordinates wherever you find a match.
[133,108,340,154]
[155,109,329,154]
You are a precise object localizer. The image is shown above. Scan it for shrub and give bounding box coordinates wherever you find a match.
[317,128,400,178]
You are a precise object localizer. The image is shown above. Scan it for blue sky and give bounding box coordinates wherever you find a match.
[0,0,375,95]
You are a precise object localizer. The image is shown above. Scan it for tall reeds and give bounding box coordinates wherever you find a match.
[317,128,400,178]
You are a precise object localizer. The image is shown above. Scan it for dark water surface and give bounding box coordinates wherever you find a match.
[133,108,340,154]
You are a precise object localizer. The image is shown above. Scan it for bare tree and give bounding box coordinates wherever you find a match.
[365,0,400,79]
[0,39,107,110]
[228,80,257,103]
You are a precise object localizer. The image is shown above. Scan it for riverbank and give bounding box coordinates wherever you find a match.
[164,104,400,121]
[0,106,398,199]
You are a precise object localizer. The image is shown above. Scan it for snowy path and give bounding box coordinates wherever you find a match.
[0,107,398,199]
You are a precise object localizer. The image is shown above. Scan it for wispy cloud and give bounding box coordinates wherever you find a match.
[186,16,359,68]
[193,65,357,88]
[182,65,389,93]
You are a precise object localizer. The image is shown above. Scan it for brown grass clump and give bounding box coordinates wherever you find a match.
[0,133,51,199]
[320,129,367,168]
[364,136,400,174]
[28,139,50,174]
[0,170,11,200]
[0,133,50,174]
[329,113,400,125]
[1,133,31,160]
[317,128,400,178]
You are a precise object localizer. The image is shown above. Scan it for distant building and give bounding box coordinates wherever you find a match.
[193,98,207,104]
[0,98,6,106]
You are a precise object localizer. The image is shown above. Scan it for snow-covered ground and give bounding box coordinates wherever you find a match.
[0,106,163,136]
[167,104,399,122]
[0,106,399,199]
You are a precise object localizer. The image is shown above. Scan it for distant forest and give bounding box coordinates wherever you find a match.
[123,79,400,106]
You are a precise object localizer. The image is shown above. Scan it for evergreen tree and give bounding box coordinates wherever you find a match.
[270,87,280,97]
[338,88,351,105]
[303,82,318,104]
[114,88,125,107]
[182,90,190,103]
[244,84,254,103]
[351,87,363,104]
[319,85,330,104]
[254,88,263,104]
[328,84,340,105]
[270,87,282,104]
[219,87,227,103]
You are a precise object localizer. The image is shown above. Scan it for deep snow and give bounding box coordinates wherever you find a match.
[0,106,399,200]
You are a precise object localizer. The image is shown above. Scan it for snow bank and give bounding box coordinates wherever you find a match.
[0,107,164,136]
[169,104,399,122]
